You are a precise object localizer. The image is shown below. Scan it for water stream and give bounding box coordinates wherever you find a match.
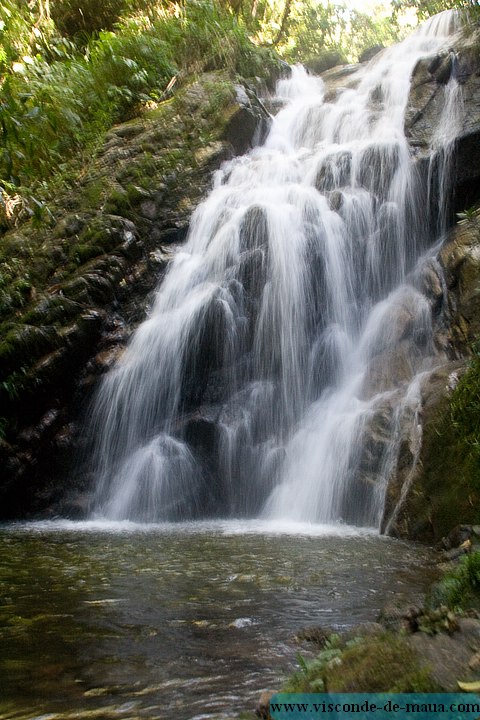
[90,11,462,527]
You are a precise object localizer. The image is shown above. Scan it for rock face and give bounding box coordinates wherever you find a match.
[406,27,480,214]
[375,26,480,542]
[0,71,270,518]
[382,214,480,541]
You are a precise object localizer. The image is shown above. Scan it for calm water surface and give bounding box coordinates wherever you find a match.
[0,520,435,720]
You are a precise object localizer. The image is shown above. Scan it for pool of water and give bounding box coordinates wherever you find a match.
[0,520,435,720]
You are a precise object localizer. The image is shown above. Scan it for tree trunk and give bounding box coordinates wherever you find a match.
[273,0,292,46]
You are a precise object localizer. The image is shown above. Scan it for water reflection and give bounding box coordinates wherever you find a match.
[0,521,434,719]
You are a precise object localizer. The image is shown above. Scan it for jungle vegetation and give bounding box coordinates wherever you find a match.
[0,0,418,230]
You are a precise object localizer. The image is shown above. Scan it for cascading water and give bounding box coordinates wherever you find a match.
[90,11,463,527]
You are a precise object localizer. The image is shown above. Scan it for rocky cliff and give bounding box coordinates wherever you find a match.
[380,25,480,541]
[0,71,271,517]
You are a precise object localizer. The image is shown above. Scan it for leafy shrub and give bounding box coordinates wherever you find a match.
[0,0,55,73]
[0,0,280,229]
[430,551,480,610]
[51,0,129,38]
[88,26,177,117]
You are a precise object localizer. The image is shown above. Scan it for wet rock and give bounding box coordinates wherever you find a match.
[295,626,331,647]
[412,260,444,309]
[375,210,480,541]
[355,398,395,488]
[405,30,480,213]
[359,44,384,63]
[357,142,400,199]
[305,51,346,75]
[440,212,480,354]
[314,150,352,193]
[432,52,454,85]
[362,342,414,397]
[409,617,480,690]
[442,541,472,561]
[382,359,467,540]
[222,84,270,154]
[328,190,343,212]
[379,604,422,633]
[321,63,362,102]
[256,691,273,720]
[183,414,218,459]
[440,524,477,550]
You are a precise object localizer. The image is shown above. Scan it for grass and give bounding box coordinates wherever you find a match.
[429,550,480,612]
[283,633,438,694]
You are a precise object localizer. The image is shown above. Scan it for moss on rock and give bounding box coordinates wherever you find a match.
[284,632,438,694]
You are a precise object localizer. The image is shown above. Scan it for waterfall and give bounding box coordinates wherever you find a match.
[90,11,462,527]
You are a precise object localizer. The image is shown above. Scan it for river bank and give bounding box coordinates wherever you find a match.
[253,528,480,720]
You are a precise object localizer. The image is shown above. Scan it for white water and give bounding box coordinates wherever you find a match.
[90,12,462,527]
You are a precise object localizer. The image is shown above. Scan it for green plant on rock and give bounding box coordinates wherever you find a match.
[284,632,437,693]
[88,26,177,119]
[0,416,8,440]
[456,206,479,224]
[447,345,480,510]
[0,0,281,234]
[285,635,343,693]
[414,341,480,538]
[0,366,28,402]
[429,551,480,611]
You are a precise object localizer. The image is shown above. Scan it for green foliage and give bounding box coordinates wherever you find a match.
[0,0,55,74]
[450,343,480,440]
[278,2,347,62]
[392,0,480,23]
[51,0,130,38]
[0,416,8,441]
[0,0,403,229]
[412,343,480,539]
[347,10,403,61]
[284,633,437,693]
[0,0,280,230]
[443,344,480,515]
[0,366,28,402]
[417,605,459,635]
[284,635,342,693]
[430,551,480,611]
[87,26,177,114]
[154,0,278,78]
[245,0,404,64]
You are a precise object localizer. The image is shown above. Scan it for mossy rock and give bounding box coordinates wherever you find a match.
[284,632,438,694]
[325,634,437,693]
